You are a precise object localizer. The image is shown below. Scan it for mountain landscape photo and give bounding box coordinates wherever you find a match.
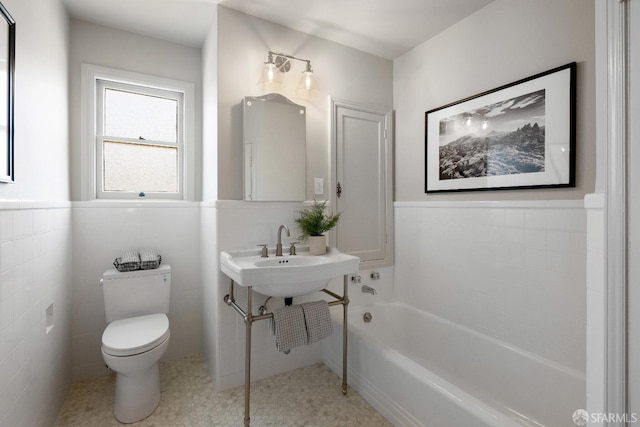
[439,123,545,180]
[436,89,546,181]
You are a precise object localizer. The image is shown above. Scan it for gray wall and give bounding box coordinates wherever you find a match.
[394,0,596,201]
[215,6,393,200]
[68,19,204,201]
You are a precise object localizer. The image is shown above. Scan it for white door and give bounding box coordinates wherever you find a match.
[331,99,392,267]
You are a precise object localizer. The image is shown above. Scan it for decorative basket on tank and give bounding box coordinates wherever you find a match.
[113,249,162,272]
[113,250,141,272]
[139,248,162,270]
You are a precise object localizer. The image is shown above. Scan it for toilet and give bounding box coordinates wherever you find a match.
[101,264,171,423]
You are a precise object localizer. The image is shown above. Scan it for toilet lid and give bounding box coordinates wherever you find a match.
[102,313,170,357]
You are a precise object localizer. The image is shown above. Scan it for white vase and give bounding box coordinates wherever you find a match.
[308,235,327,255]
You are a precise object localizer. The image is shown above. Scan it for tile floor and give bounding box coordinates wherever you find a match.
[54,354,392,426]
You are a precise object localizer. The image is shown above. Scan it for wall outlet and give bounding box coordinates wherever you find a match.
[314,177,324,195]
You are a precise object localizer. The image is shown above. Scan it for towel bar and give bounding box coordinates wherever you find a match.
[224,276,350,427]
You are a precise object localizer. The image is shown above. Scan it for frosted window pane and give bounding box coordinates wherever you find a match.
[104,89,178,142]
[103,141,178,193]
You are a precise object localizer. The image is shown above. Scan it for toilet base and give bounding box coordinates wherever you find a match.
[102,335,170,424]
[113,363,160,423]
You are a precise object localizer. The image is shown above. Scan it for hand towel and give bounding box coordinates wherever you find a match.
[270,304,308,352]
[301,300,333,344]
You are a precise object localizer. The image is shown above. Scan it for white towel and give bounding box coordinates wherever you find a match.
[270,305,308,352]
[302,301,333,344]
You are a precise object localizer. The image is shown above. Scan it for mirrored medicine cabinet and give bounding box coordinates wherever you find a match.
[242,94,306,201]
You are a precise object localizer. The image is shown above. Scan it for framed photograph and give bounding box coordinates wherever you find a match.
[425,62,576,193]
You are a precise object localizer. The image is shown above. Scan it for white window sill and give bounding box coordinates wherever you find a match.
[72,200,201,208]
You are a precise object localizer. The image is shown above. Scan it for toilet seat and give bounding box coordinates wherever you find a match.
[102,313,170,357]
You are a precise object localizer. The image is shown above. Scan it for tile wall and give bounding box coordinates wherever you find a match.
[394,200,587,374]
[201,202,217,379]
[0,203,72,426]
[585,193,605,426]
[71,202,203,379]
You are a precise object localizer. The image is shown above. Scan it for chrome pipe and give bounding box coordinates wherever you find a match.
[228,299,248,320]
[224,280,248,320]
[321,288,344,302]
[244,286,253,427]
[252,312,273,322]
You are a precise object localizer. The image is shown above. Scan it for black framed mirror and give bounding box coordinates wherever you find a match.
[0,2,14,183]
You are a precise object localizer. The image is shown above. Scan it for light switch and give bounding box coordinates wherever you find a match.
[314,178,324,195]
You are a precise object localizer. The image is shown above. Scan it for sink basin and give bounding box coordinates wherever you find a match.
[220,246,359,297]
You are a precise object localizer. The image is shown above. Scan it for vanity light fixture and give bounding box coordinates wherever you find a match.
[258,51,319,96]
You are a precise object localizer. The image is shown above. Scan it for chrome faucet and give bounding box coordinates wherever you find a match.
[361,285,377,295]
[276,224,290,256]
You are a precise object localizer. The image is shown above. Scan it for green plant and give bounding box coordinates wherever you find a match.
[294,200,341,240]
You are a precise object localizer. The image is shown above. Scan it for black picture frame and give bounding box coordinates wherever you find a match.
[425,62,576,193]
[0,1,14,183]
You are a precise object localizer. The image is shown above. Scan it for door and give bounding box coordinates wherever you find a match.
[331,99,392,267]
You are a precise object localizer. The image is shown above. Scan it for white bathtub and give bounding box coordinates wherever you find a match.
[322,301,585,427]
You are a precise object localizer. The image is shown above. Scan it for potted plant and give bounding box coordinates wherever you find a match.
[294,200,340,255]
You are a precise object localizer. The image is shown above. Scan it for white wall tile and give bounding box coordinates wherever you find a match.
[0,205,72,427]
[394,201,586,372]
[585,198,605,419]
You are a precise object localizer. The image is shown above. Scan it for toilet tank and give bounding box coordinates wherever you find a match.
[102,264,171,323]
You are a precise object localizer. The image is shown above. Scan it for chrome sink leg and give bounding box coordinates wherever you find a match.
[244,286,253,426]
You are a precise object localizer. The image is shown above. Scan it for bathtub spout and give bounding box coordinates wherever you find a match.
[361,285,376,295]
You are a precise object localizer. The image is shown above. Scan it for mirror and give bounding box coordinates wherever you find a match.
[0,2,14,183]
[243,93,306,201]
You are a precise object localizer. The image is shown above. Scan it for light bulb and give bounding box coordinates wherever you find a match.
[258,54,282,90]
[296,66,319,96]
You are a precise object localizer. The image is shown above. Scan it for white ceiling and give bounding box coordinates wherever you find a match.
[62,0,494,60]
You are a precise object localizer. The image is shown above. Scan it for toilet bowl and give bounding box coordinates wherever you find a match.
[100,265,172,423]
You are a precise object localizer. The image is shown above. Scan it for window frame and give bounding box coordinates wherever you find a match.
[81,64,195,201]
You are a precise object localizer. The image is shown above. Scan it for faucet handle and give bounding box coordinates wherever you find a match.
[289,241,299,256]
[257,244,269,258]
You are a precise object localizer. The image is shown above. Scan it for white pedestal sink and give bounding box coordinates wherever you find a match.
[220,246,359,297]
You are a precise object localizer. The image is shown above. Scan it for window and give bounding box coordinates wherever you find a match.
[82,65,195,200]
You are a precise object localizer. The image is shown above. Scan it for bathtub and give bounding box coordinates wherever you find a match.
[321,301,584,427]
